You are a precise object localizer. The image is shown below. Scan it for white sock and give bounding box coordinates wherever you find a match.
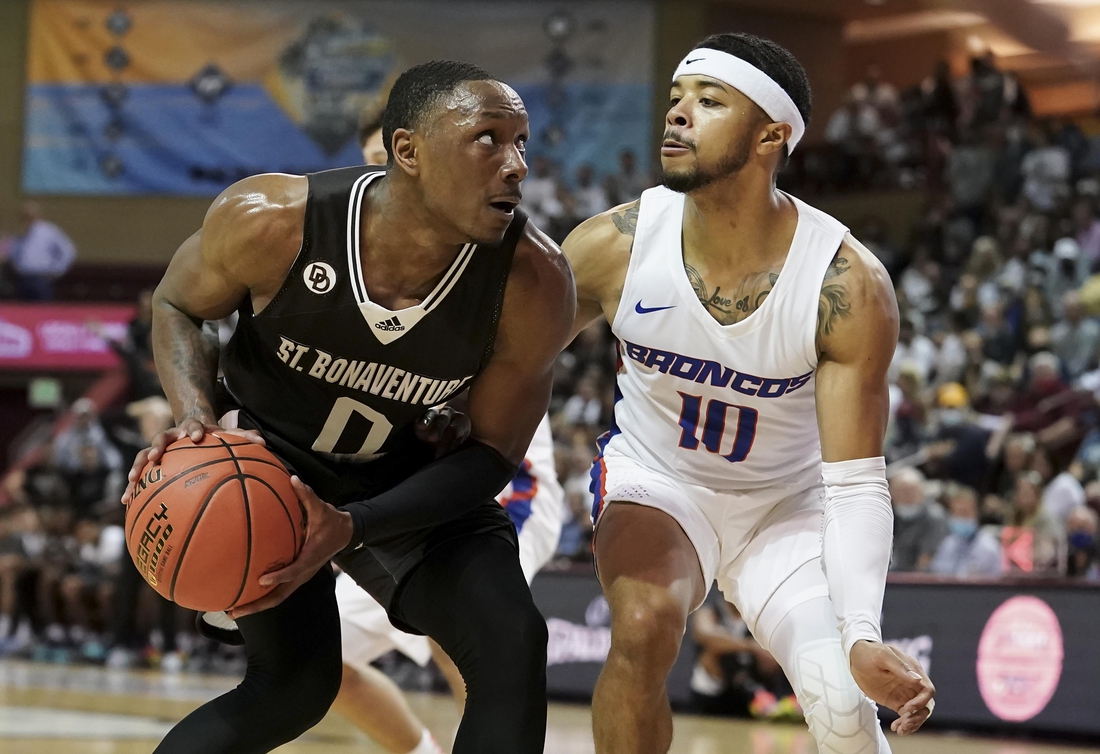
[408,729,441,754]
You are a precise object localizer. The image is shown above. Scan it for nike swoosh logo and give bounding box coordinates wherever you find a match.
[635,301,676,315]
[684,57,703,65]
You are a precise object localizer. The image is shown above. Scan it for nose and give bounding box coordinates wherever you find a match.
[502,143,528,183]
[667,99,690,129]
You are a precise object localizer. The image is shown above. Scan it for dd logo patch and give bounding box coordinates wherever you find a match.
[303,261,336,294]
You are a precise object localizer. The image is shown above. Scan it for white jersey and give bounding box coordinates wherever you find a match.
[598,186,848,504]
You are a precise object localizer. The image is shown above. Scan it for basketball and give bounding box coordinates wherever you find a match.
[124,432,305,612]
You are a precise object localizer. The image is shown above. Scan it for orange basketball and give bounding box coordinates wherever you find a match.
[124,432,305,612]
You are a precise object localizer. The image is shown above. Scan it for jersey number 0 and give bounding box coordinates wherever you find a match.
[312,397,393,460]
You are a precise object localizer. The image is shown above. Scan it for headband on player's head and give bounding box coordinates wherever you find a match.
[673,48,805,153]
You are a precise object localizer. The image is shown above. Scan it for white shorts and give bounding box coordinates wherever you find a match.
[338,414,563,670]
[591,445,829,645]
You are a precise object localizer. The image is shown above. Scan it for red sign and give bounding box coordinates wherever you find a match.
[0,303,136,370]
[976,595,1064,722]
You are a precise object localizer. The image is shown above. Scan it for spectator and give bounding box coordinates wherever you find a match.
[89,289,162,401]
[1050,290,1100,380]
[922,382,992,491]
[521,155,567,234]
[930,485,1003,577]
[1073,198,1100,271]
[62,443,122,519]
[921,61,958,135]
[52,399,123,474]
[977,301,1017,366]
[1020,125,1071,212]
[562,376,603,427]
[689,591,797,720]
[889,467,948,572]
[992,432,1036,497]
[6,202,77,301]
[1065,506,1099,578]
[1007,471,1064,572]
[58,517,124,662]
[573,164,611,219]
[890,318,937,383]
[1046,239,1089,317]
[946,129,996,225]
[610,149,648,204]
[1042,459,1087,527]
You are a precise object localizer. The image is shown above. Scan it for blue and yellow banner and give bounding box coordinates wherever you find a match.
[23,0,653,195]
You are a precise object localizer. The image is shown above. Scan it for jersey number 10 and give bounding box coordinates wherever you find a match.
[676,392,758,463]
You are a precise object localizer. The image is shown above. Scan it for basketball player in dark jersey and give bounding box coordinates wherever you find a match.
[125,61,574,754]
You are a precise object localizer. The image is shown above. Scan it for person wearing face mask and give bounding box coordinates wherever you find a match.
[889,467,949,572]
[923,382,992,491]
[1066,506,1099,579]
[930,485,1002,577]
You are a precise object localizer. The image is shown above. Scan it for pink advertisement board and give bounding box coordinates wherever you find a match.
[0,303,136,370]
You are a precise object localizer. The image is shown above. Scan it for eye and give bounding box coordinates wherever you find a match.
[476,132,494,145]
[700,98,719,107]
[669,96,681,107]
[516,135,528,152]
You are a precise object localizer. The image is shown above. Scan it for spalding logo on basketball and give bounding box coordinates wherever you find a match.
[124,433,305,612]
[303,261,336,294]
[976,595,1064,721]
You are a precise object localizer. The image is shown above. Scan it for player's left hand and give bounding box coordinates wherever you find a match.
[849,640,935,736]
[415,405,470,457]
[226,475,353,619]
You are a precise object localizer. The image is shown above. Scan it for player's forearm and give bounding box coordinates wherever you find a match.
[339,439,518,549]
[152,296,220,425]
[820,456,892,658]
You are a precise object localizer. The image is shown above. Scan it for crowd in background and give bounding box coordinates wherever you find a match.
[1,52,1099,719]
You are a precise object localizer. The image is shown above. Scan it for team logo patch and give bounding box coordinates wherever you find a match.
[303,262,336,294]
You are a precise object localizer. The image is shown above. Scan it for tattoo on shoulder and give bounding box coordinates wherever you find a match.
[817,254,852,341]
[611,202,639,237]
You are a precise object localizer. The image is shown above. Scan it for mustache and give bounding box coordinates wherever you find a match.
[662,129,696,150]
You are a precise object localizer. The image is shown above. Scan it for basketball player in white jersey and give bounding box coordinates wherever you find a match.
[322,124,565,754]
[563,33,935,753]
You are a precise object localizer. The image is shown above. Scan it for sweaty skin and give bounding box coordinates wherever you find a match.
[130,79,576,619]
[562,72,932,753]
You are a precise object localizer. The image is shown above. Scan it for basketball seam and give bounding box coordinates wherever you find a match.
[160,439,253,454]
[168,474,242,607]
[244,473,303,562]
[220,436,254,609]
[126,456,289,543]
[125,457,240,543]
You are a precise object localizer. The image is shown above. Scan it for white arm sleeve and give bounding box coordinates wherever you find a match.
[821,456,892,658]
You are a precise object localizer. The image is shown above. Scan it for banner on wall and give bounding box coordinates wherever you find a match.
[23,0,654,195]
[0,303,135,370]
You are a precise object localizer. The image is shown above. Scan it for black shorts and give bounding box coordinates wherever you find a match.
[226,401,517,634]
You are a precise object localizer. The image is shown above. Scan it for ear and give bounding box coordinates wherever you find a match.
[391,128,419,177]
[757,122,792,158]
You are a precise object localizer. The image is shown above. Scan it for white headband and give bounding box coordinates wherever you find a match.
[673,48,805,153]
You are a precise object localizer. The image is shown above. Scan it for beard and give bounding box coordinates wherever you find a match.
[660,128,755,193]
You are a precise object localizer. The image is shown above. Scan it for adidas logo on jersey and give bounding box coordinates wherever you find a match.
[374,316,405,332]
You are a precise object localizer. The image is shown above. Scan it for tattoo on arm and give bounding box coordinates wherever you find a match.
[156,305,221,425]
[611,202,639,237]
[817,254,852,341]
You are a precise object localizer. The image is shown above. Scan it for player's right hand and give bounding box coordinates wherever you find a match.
[121,419,265,504]
[849,640,935,736]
